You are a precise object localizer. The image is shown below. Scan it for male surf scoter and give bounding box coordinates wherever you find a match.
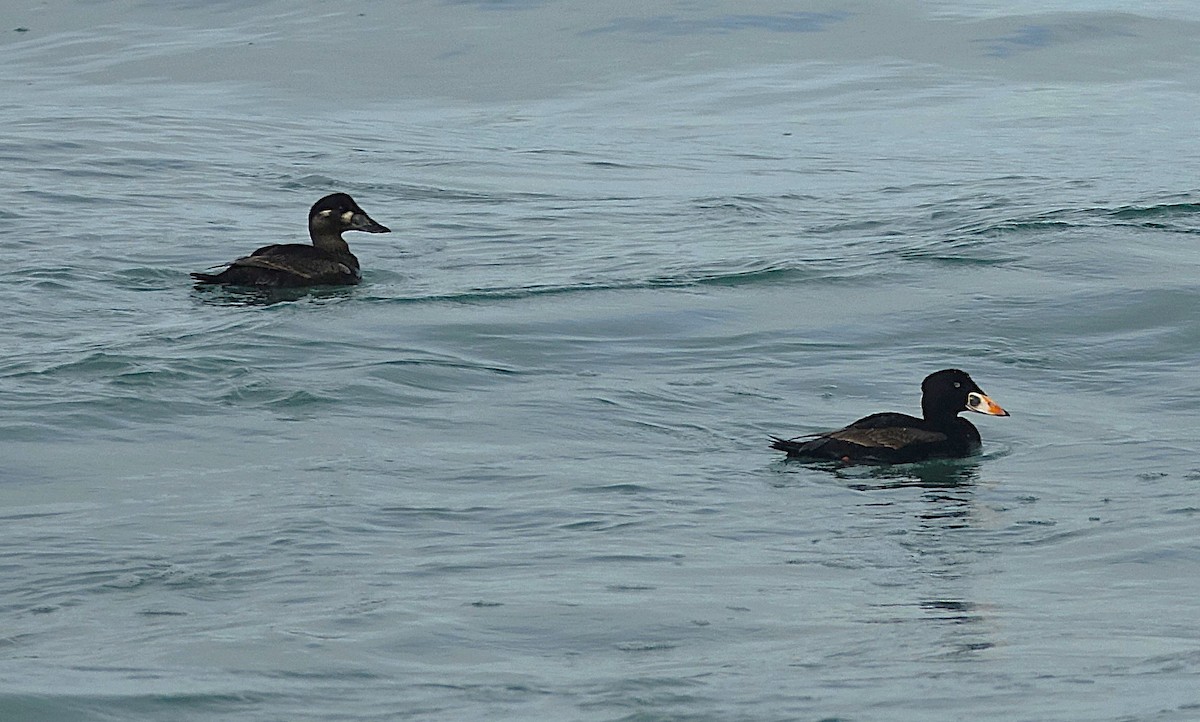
[191,193,390,287]
[770,369,1009,464]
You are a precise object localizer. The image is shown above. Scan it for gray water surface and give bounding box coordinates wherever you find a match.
[3,1,1200,720]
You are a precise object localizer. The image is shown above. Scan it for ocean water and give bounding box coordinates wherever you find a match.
[2,1,1200,720]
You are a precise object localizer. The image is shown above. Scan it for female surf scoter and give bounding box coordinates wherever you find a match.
[770,369,1009,464]
[191,193,390,287]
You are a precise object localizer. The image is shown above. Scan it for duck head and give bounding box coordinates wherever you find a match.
[921,368,1009,421]
[309,193,390,240]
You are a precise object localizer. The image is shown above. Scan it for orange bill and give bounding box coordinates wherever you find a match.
[966,391,1009,417]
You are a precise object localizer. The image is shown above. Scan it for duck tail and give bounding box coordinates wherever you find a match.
[770,434,818,456]
[769,435,798,452]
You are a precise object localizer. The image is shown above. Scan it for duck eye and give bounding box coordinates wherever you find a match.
[953,382,961,388]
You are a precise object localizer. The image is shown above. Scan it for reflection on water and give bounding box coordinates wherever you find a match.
[773,457,983,490]
[189,282,357,307]
[842,459,982,490]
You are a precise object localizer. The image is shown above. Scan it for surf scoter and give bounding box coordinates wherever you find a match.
[770,369,1009,464]
[191,193,390,287]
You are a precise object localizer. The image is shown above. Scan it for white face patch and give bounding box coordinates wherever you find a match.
[341,211,354,223]
[318,209,333,217]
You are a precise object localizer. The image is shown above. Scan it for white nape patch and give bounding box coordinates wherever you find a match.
[341,211,354,223]
[318,209,333,217]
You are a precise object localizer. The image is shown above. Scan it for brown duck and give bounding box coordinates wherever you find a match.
[191,193,390,287]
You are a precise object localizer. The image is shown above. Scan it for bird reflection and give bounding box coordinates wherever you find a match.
[812,458,982,491]
[190,283,356,307]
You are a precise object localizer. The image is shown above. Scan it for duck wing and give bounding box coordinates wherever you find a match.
[232,251,350,278]
[825,425,947,450]
[202,244,360,287]
[770,412,947,463]
[820,412,943,448]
